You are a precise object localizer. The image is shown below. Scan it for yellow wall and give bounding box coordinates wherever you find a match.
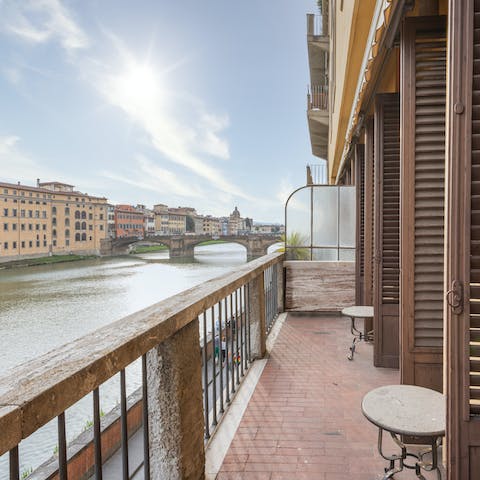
[328,0,376,182]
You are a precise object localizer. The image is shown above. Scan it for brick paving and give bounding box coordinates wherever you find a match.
[216,314,439,479]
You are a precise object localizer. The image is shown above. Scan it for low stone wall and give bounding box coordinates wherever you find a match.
[29,389,143,480]
[284,261,355,311]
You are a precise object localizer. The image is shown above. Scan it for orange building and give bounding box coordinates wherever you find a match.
[114,205,144,238]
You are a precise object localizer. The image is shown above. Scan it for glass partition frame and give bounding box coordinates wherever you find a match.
[284,185,355,261]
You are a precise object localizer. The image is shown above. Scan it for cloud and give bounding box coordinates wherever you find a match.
[102,154,204,199]
[87,35,252,201]
[0,135,57,183]
[0,0,89,53]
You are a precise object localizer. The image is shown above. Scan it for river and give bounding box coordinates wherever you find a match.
[0,243,275,479]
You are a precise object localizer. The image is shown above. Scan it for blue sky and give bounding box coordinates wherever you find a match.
[0,0,318,223]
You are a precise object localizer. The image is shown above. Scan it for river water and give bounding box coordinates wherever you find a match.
[0,243,269,479]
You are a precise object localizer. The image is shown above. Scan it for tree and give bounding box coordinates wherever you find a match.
[186,215,195,233]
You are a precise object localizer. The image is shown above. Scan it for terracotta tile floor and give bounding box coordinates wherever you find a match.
[216,314,441,479]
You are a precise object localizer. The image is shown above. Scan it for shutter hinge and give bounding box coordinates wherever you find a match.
[446,280,464,314]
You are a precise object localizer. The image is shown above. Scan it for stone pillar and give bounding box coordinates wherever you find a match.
[248,274,266,359]
[169,239,194,258]
[276,262,285,313]
[147,321,205,480]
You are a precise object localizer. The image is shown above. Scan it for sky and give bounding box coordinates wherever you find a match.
[0,0,319,223]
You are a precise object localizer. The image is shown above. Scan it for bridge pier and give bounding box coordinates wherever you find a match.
[169,238,195,258]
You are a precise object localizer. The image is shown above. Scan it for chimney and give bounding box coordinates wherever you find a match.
[36,178,40,187]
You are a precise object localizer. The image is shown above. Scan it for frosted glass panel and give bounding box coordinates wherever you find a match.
[339,187,355,247]
[312,188,338,247]
[339,248,355,261]
[286,247,311,261]
[312,248,337,261]
[286,187,311,246]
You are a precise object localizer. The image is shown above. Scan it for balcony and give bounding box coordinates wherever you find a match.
[307,13,329,161]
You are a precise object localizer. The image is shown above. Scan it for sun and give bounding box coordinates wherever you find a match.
[113,62,160,109]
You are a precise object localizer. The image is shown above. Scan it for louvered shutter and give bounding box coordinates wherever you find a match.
[400,16,446,392]
[363,118,375,309]
[446,1,480,477]
[373,93,400,369]
[355,144,365,305]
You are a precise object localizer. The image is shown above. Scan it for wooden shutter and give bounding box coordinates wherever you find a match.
[363,118,375,309]
[373,93,400,369]
[400,16,446,392]
[446,0,480,477]
[355,144,365,305]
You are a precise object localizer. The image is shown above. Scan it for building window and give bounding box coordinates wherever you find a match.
[3,242,7,249]
[3,208,8,216]
[12,224,16,231]
[28,241,32,248]
[42,224,47,231]
[100,225,104,231]
[21,224,25,231]
[52,240,56,247]
[65,207,70,215]
[42,211,46,218]
[21,241,25,248]
[81,221,86,230]
[12,209,17,217]
[65,218,70,226]
[89,236,92,241]
[35,211,39,218]
[3,223,7,231]
[75,211,80,219]
[75,233,80,241]
[89,213,93,220]
[53,229,57,237]
[66,239,70,246]
[52,206,57,215]
[82,233,87,241]
[89,224,93,231]
[36,241,40,247]
[65,229,70,237]
[81,211,86,219]
[28,210,32,218]
[100,214,104,220]
[52,217,57,226]
[29,224,32,231]
[3,189,7,194]
[35,224,40,231]
[13,241,16,249]
[20,209,25,217]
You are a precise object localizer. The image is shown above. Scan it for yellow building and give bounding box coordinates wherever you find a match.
[0,180,108,261]
[202,216,221,236]
[309,0,478,476]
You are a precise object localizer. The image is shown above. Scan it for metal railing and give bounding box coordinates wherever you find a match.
[307,13,327,37]
[307,164,328,185]
[264,265,280,334]
[308,84,329,111]
[0,252,284,480]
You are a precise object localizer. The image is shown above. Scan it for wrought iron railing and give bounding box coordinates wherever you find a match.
[0,252,284,480]
[308,84,329,111]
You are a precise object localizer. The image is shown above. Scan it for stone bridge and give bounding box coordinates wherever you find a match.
[101,234,282,258]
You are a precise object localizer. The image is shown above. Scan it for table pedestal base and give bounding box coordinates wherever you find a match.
[377,428,442,480]
[347,316,373,360]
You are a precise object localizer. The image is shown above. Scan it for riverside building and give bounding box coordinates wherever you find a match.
[0,180,108,261]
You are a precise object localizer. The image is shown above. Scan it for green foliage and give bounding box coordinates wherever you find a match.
[278,233,310,260]
[186,215,195,233]
[131,244,168,254]
[21,467,33,479]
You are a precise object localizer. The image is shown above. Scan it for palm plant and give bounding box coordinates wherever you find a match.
[278,232,310,260]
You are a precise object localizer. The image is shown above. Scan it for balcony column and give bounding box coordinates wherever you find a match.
[276,262,284,313]
[248,274,267,359]
[146,320,205,480]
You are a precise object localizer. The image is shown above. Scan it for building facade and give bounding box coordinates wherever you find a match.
[0,180,108,261]
[312,0,480,476]
[202,216,221,236]
[114,205,144,238]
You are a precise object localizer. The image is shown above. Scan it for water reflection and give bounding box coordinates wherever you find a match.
[0,243,248,478]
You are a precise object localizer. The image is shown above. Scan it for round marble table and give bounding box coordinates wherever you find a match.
[362,385,445,479]
[341,306,374,360]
